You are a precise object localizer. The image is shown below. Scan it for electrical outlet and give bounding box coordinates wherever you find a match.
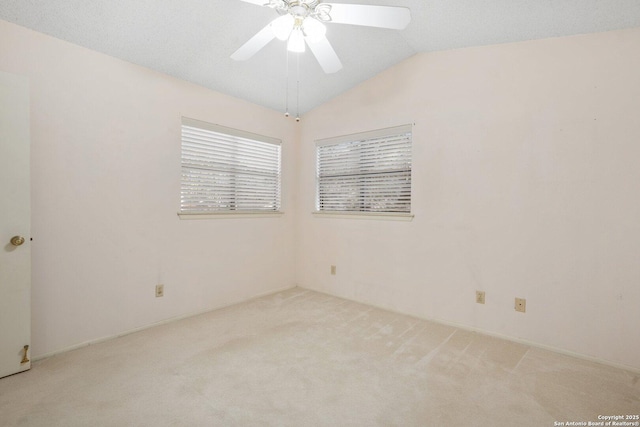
[156,284,164,298]
[330,265,336,275]
[515,297,526,313]
[476,291,485,304]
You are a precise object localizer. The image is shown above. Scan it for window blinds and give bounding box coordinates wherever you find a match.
[181,118,281,213]
[316,124,412,214]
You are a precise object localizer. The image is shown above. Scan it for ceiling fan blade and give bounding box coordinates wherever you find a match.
[324,3,411,30]
[239,0,269,6]
[240,0,288,8]
[305,35,343,74]
[231,24,276,61]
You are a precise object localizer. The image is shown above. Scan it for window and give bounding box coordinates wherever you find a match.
[180,118,281,215]
[316,124,412,214]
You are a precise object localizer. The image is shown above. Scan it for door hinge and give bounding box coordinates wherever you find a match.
[20,345,29,364]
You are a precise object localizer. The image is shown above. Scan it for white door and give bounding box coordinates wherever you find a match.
[0,71,31,378]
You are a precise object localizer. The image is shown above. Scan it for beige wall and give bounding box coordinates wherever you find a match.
[0,20,297,358]
[2,18,639,371]
[296,28,640,370]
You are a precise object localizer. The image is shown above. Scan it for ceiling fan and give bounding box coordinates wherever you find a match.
[231,0,412,74]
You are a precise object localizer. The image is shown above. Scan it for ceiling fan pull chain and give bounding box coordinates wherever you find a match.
[285,49,290,117]
[296,53,301,122]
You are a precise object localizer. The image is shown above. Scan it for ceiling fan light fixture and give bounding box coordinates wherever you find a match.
[287,28,305,52]
[302,17,326,42]
[271,14,295,40]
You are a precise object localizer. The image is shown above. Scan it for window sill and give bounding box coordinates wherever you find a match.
[312,212,414,221]
[178,211,284,220]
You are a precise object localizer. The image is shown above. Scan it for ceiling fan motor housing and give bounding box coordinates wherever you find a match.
[275,1,329,21]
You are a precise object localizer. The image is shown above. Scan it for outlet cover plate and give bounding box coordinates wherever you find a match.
[515,297,526,313]
[476,291,485,304]
[156,284,164,298]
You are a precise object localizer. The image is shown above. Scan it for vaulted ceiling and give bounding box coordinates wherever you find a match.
[2,0,640,115]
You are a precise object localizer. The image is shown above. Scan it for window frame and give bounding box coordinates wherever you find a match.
[178,117,283,219]
[315,124,413,220]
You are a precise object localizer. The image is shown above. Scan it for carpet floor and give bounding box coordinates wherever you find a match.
[1,288,638,426]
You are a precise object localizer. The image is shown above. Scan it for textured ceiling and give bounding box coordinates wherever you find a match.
[1,0,640,115]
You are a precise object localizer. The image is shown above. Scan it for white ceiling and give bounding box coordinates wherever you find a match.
[2,0,640,115]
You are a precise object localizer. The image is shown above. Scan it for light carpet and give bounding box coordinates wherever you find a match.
[1,288,638,426]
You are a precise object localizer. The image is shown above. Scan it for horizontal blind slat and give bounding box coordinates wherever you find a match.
[316,126,412,214]
[180,121,281,213]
